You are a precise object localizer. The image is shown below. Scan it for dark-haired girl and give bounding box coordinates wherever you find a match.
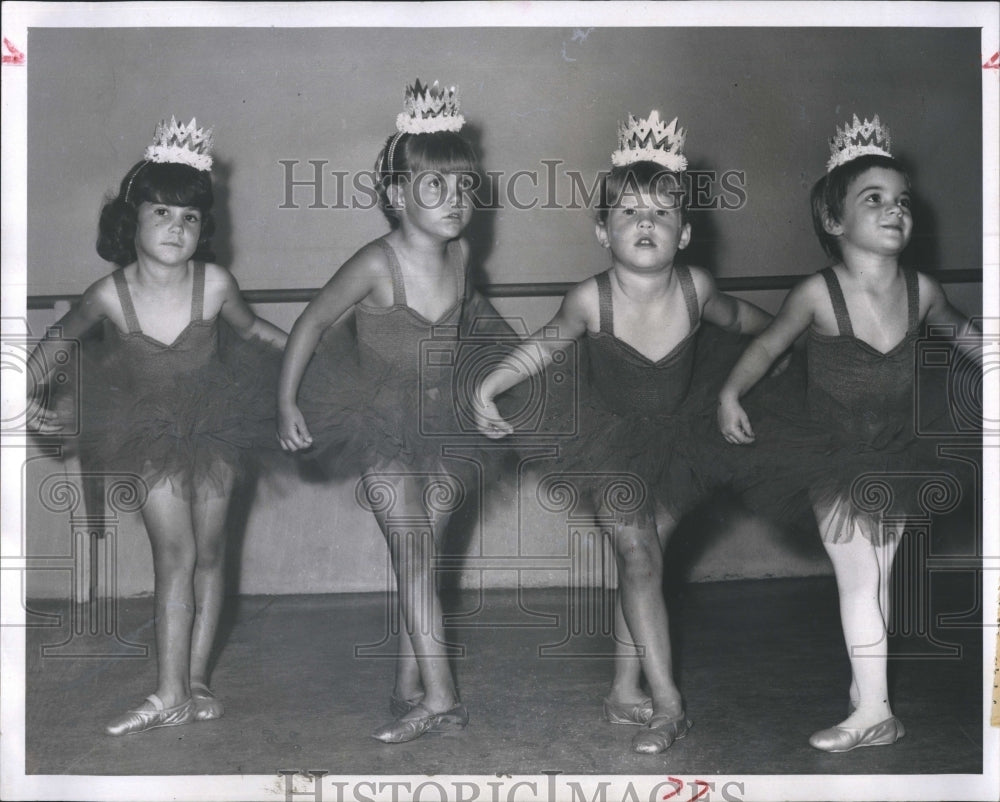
[718,116,978,751]
[29,118,287,736]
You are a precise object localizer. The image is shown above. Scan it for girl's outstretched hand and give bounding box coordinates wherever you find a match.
[473,396,514,440]
[717,395,755,444]
[277,403,314,452]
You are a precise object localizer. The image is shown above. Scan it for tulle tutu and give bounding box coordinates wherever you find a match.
[297,292,526,479]
[72,322,283,499]
[546,325,753,520]
[297,334,441,476]
[732,347,978,544]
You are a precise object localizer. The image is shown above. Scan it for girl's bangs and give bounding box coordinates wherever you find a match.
[406,133,479,177]
[134,164,213,209]
[606,163,683,204]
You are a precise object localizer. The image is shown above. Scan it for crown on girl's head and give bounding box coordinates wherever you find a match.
[826,114,892,172]
[395,79,465,134]
[611,111,687,171]
[144,116,215,171]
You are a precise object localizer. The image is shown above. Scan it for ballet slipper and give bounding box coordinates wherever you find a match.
[631,710,691,754]
[105,693,196,736]
[371,702,469,744]
[809,715,905,752]
[602,696,654,725]
[190,682,224,722]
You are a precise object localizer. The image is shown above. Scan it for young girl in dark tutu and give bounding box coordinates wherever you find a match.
[718,115,979,752]
[278,80,503,744]
[28,118,288,734]
[475,111,775,754]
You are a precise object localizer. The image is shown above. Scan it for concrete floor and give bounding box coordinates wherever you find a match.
[23,574,982,778]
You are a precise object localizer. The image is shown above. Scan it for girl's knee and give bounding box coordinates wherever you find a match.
[153,544,196,576]
[613,530,663,582]
[194,541,226,573]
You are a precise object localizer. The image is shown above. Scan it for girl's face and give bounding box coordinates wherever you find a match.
[396,171,474,240]
[134,202,202,267]
[826,167,912,257]
[596,186,691,272]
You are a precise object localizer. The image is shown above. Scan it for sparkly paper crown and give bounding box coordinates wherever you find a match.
[611,110,687,171]
[144,116,215,171]
[395,79,465,134]
[826,114,891,172]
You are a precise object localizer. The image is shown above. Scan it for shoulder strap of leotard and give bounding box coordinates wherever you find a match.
[112,269,142,334]
[191,262,205,322]
[372,238,408,307]
[903,267,920,333]
[674,264,700,331]
[596,267,699,335]
[596,271,614,334]
[820,267,854,338]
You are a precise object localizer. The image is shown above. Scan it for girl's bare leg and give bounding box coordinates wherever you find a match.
[607,597,646,705]
[607,504,676,711]
[608,502,682,719]
[139,479,198,709]
[363,470,458,716]
[189,465,235,687]
[393,627,424,706]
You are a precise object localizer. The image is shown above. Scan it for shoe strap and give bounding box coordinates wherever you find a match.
[146,694,165,711]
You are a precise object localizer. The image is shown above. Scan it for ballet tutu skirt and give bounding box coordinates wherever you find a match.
[545,323,753,522]
[70,319,283,499]
[738,346,980,544]
[296,289,526,479]
[729,268,980,544]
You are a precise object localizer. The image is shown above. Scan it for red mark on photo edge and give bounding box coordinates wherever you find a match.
[984,52,999,70]
[2,38,25,65]
[662,778,712,802]
[690,781,711,802]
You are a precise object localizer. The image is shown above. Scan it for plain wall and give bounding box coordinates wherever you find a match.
[20,27,984,597]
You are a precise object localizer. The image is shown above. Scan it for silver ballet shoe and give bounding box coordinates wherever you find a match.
[371,702,469,744]
[809,716,905,752]
[190,682,224,722]
[105,693,196,736]
[389,690,424,719]
[602,696,654,725]
[631,710,691,754]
